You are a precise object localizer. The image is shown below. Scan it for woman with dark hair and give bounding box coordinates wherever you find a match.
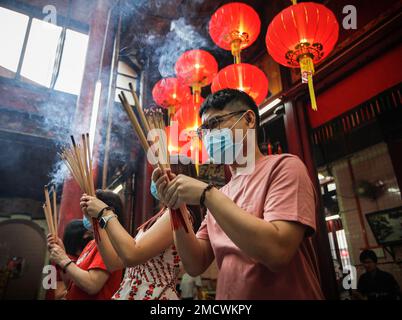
[46,219,90,300]
[63,219,92,258]
[47,190,123,300]
[81,156,203,300]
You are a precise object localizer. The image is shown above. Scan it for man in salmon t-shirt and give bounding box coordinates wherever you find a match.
[153,89,324,300]
[48,190,123,300]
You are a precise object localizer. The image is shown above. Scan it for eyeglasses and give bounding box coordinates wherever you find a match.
[196,110,247,139]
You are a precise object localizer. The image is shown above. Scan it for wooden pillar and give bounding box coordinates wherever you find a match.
[284,99,339,300]
[58,0,116,237]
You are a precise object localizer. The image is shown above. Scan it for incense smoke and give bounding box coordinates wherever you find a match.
[156,17,208,77]
[44,0,210,188]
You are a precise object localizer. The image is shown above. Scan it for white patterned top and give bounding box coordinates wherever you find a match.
[111,229,181,300]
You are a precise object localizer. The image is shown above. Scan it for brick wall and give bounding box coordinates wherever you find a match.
[331,143,402,288]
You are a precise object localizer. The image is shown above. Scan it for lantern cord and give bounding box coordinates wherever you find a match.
[234,53,241,64]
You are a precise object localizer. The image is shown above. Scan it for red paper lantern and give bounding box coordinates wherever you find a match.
[172,96,206,171]
[209,2,261,63]
[266,1,339,110]
[165,123,183,155]
[179,136,209,165]
[211,63,269,105]
[173,96,204,131]
[167,117,208,165]
[152,78,191,118]
[175,50,218,97]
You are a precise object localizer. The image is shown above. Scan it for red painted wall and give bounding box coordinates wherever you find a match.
[308,44,402,128]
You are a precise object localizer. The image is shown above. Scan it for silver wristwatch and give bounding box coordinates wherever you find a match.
[99,214,117,229]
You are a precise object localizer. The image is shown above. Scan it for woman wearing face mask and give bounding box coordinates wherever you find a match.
[47,190,123,300]
[80,156,202,300]
[46,219,92,300]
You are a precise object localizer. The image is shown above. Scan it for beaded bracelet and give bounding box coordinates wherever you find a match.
[200,183,215,212]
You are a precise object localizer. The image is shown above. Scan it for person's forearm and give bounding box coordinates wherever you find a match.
[60,268,71,287]
[204,188,294,271]
[102,210,175,267]
[103,214,141,266]
[55,281,66,300]
[96,228,124,272]
[64,263,102,295]
[173,211,211,276]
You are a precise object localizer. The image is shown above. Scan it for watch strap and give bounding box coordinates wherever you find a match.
[99,214,117,229]
[97,206,114,220]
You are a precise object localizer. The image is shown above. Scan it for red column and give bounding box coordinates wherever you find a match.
[58,0,115,237]
[296,101,339,300]
[284,99,339,300]
[122,174,134,235]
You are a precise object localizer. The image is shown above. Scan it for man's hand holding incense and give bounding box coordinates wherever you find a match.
[152,167,176,206]
[154,170,208,210]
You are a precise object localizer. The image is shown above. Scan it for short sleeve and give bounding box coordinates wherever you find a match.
[263,156,316,236]
[196,212,209,240]
[87,248,108,272]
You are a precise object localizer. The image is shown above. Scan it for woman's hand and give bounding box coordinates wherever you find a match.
[47,234,65,251]
[49,244,70,267]
[80,194,108,218]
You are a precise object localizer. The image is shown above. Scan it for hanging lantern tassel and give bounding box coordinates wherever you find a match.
[192,84,202,105]
[191,85,202,176]
[299,55,318,111]
[231,38,242,64]
[168,106,175,124]
[307,72,318,111]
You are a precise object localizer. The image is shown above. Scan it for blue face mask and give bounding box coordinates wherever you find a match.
[150,180,160,200]
[202,113,247,164]
[83,215,93,231]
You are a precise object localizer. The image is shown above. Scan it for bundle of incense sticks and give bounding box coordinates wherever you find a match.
[42,185,59,237]
[118,83,188,232]
[59,134,100,242]
[144,107,170,167]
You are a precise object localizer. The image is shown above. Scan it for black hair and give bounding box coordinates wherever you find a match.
[95,189,123,220]
[199,88,260,129]
[359,249,378,263]
[63,219,90,256]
